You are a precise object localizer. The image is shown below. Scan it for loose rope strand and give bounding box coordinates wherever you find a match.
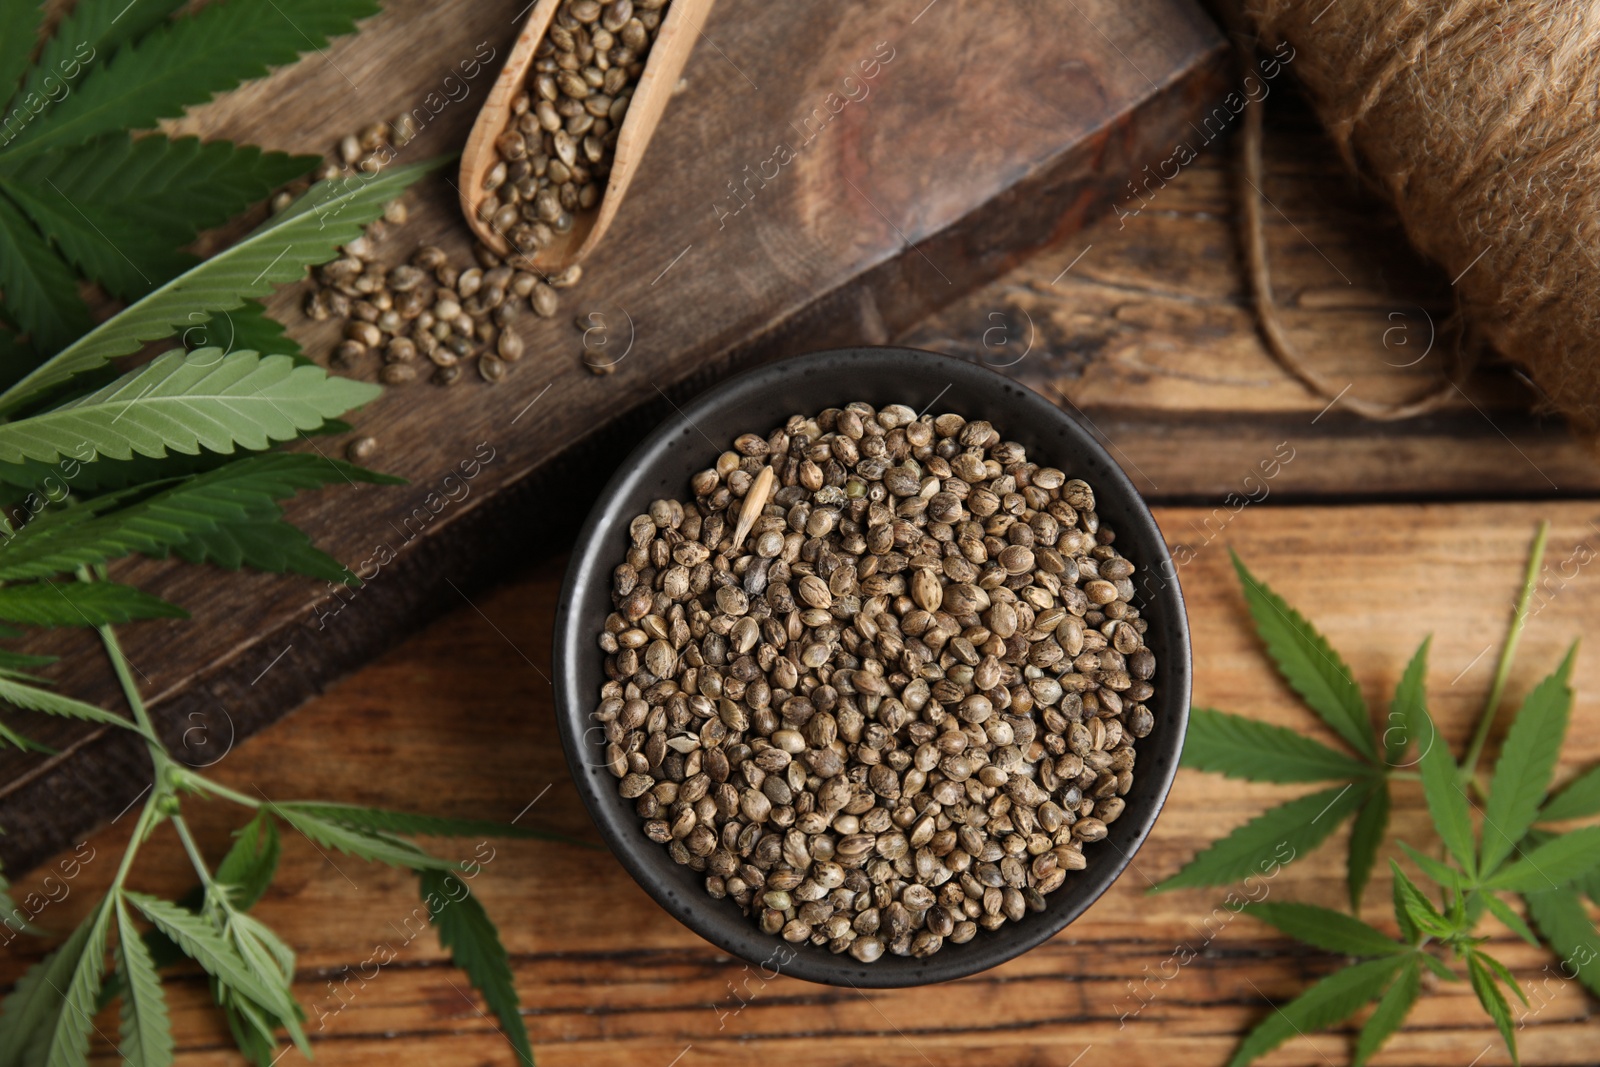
[1235,54,1471,422]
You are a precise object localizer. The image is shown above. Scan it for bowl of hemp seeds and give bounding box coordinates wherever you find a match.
[553,347,1191,987]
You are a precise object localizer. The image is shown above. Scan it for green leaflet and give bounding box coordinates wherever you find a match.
[1466,950,1519,1067]
[1153,782,1369,891]
[115,896,175,1067]
[230,991,307,1067]
[1240,902,1405,957]
[1414,698,1476,879]
[1481,892,1540,948]
[1182,707,1375,783]
[0,422,344,502]
[1389,860,1452,939]
[1,0,381,158]
[0,898,99,1067]
[0,674,142,732]
[1476,949,1529,1007]
[226,980,306,1052]
[275,802,576,845]
[216,819,281,908]
[1385,637,1431,767]
[1483,826,1600,892]
[1523,887,1600,998]
[223,995,280,1067]
[0,325,36,393]
[0,2,44,112]
[41,894,112,1067]
[6,134,314,245]
[215,815,282,913]
[0,192,89,352]
[0,349,379,465]
[0,452,396,581]
[421,870,533,1066]
[3,134,318,302]
[1388,876,1414,940]
[0,157,440,414]
[1230,552,1376,760]
[1346,785,1390,910]
[0,860,43,938]
[0,579,184,626]
[219,916,309,1065]
[219,965,303,1059]
[0,647,55,674]
[0,719,50,753]
[228,914,295,990]
[122,892,302,1045]
[193,299,305,364]
[1395,841,1463,890]
[1540,763,1600,822]
[8,0,186,117]
[1418,951,1458,983]
[1,175,192,300]
[1225,954,1406,1067]
[269,805,460,872]
[0,449,202,497]
[1482,645,1576,875]
[174,519,354,583]
[1352,956,1420,1067]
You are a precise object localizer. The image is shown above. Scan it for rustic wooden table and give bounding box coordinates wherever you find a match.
[5,89,1597,1066]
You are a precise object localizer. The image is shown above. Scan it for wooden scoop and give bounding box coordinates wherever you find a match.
[459,0,716,269]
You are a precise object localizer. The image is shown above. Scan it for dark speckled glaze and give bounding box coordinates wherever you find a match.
[553,347,1191,988]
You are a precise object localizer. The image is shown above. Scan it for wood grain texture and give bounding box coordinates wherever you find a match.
[0,0,1230,872]
[4,503,1598,1066]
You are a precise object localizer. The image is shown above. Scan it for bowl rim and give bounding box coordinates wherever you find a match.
[552,345,1191,987]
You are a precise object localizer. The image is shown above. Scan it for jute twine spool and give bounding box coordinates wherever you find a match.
[1238,0,1600,427]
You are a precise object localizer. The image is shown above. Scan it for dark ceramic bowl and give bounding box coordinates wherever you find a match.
[553,347,1191,987]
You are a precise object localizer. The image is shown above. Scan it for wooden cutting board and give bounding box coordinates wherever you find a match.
[0,0,1228,872]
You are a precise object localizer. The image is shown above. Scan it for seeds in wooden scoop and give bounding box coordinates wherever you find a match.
[480,0,671,257]
[593,404,1157,960]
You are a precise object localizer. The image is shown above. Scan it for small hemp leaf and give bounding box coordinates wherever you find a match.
[1155,556,1392,906]
[1186,527,1591,1067]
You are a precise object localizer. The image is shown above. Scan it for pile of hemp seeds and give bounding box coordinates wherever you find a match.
[594,404,1157,962]
[290,118,582,390]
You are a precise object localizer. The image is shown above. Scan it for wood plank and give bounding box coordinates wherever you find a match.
[0,0,1230,872]
[6,502,1598,1065]
[901,86,1598,501]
